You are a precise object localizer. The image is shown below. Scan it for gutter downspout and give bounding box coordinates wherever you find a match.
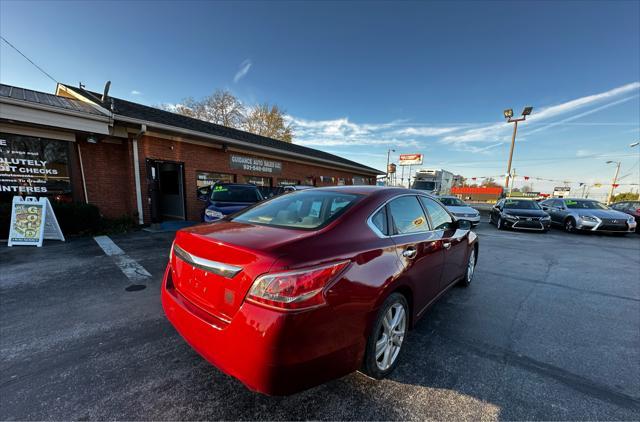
[132,125,146,225]
[77,143,89,203]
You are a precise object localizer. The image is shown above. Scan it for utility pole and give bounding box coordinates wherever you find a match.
[509,168,516,197]
[503,106,533,190]
[632,142,640,199]
[606,161,621,204]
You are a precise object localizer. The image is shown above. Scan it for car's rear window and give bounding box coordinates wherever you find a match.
[439,197,466,206]
[232,191,360,229]
[565,200,607,210]
[211,185,262,202]
[504,199,541,210]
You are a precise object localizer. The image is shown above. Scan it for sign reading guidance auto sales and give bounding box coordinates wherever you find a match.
[398,154,423,166]
[230,154,282,174]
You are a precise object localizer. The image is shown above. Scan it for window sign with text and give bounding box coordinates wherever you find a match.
[0,133,72,203]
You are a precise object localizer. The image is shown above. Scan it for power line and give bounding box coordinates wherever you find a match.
[0,36,58,84]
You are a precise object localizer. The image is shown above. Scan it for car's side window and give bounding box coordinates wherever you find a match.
[419,196,454,230]
[388,196,429,234]
[370,206,388,236]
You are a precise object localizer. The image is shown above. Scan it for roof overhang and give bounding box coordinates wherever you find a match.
[0,96,111,135]
[115,114,383,176]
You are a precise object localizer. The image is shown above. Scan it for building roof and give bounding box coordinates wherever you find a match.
[0,84,103,116]
[60,84,384,175]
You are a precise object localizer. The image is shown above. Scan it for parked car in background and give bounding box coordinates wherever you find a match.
[162,187,478,395]
[198,183,263,222]
[540,198,637,234]
[437,195,481,227]
[490,198,551,232]
[609,200,640,232]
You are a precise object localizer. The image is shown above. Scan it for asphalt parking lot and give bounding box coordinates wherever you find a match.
[1,222,639,420]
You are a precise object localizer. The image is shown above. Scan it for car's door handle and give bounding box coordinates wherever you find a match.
[443,242,452,249]
[402,247,417,259]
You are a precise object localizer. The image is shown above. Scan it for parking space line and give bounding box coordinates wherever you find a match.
[94,235,151,282]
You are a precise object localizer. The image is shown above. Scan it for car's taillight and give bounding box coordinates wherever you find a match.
[246,261,350,310]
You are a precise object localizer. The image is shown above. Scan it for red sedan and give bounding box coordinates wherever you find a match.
[161,186,478,395]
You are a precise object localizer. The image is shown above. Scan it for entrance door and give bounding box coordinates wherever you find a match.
[147,160,186,221]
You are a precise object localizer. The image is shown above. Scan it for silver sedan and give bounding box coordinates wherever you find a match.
[540,198,637,234]
[437,196,481,226]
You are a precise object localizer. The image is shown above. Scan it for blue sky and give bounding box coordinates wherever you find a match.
[1,1,639,197]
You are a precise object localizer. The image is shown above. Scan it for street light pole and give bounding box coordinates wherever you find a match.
[630,142,639,199]
[606,160,621,205]
[505,120,519,190]
[503,106,533,190]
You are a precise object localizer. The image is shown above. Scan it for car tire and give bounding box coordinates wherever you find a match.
[459,247,477,288]
[497,216,504,230]
[564,218,576,233]
[361,293,409,379]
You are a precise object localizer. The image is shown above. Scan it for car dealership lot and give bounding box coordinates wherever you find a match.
[1,225,639,420]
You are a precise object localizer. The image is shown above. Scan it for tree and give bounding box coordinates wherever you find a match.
[611,191,640,202]
[481,177,500,187]
[521,184,533,193]
[161,90,293,142]
[164,90,245,128]
[243,103,293,142]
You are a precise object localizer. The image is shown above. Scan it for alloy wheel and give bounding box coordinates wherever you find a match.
[467,249,476,283]
[375,303,406,371]
[565,219,575,233]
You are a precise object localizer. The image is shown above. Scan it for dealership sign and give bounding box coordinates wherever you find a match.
[230,154,282,174]
[398,154,423,166]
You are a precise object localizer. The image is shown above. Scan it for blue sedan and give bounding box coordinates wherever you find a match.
[199,183,264,222]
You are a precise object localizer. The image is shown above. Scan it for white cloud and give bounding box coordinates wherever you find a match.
[233,59,252,83]
[289,115,465,147]
[131,90,142,95]
[393,126,461,137]
[441,81,640,146]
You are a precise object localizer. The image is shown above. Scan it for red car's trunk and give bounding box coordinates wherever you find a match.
[171,221,313,321]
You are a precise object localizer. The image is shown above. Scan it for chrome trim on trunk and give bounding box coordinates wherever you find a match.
[173,244,243,278]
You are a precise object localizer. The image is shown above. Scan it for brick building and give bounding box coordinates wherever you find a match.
[0,82,383,224]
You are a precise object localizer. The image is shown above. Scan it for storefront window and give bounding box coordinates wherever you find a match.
[303,177,315,186]
[337,178,346,186]
[277,178,300,186]
[196,171,234,188]
[0,133,72,203]
[244,175,272,187]
[353,176,366,185]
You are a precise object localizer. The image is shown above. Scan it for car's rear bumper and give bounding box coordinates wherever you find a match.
[161,265,364,395]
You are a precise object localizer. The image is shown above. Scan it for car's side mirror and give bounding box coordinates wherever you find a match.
[197,186,211,201]
[541,206,549,211]
[455,219,472,231]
